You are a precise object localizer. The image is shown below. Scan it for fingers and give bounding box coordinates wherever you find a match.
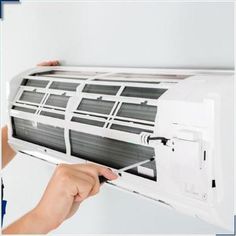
[61,165,100,197]
[71,163,118,181]
[37,60,60,66]
[98,167,118,181]
[71,163,118,198]
[69,163,118,195]
[55,165,94,201]
[55,164,99,202]
[56,163,118,201]
[71,170,98,199]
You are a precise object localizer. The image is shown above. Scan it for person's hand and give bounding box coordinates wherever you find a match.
[37,60,60,66]
[3,163,117,234]
[32,163,118,232]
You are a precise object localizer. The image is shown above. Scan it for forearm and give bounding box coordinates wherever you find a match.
[2,126,16,168]
[2,208,53,234]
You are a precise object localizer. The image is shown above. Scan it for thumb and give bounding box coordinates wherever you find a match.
[100,168,118,181]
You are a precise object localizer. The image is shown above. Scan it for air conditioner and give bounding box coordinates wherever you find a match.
[7,66,234,231]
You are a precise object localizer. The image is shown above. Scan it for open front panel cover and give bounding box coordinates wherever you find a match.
[10,68,177,181]
[7,66,234,231]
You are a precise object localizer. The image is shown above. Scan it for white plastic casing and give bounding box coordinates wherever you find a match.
[7,66,234,231]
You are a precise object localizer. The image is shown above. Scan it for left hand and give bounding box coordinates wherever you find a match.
[37,60,60,66]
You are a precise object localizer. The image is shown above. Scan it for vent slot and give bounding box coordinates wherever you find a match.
[31,70,103,78]
[71,117,105,127]
[108,73,180,79]
[117,103,157,122]
[19,91,45,104]
[212,180,216,188]
[70,131,156,180]
[77,98,115,115]
[21,79,49,88]
[94,79,161,84]
[40,111,65,119]
[110,124,153,134]
[121,87,167,99]
[49,82,80,91]
[12,117,66,153]
[12,106,36,113]
[47,70,102,77]
[45,94,70,108]
[83,84,120,95]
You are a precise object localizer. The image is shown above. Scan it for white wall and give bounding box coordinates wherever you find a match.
[1,1,234,234]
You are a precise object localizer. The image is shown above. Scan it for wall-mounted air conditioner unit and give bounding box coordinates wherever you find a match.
[7,66,234,231]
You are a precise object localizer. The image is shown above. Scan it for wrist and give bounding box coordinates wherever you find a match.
[29,207,55,233]
[2,207,55,234]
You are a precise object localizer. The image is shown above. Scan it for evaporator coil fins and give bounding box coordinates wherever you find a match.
[10,68,174,181]
[12,117,66,153]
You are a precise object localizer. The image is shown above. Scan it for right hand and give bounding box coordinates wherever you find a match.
[32,163,118,231]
